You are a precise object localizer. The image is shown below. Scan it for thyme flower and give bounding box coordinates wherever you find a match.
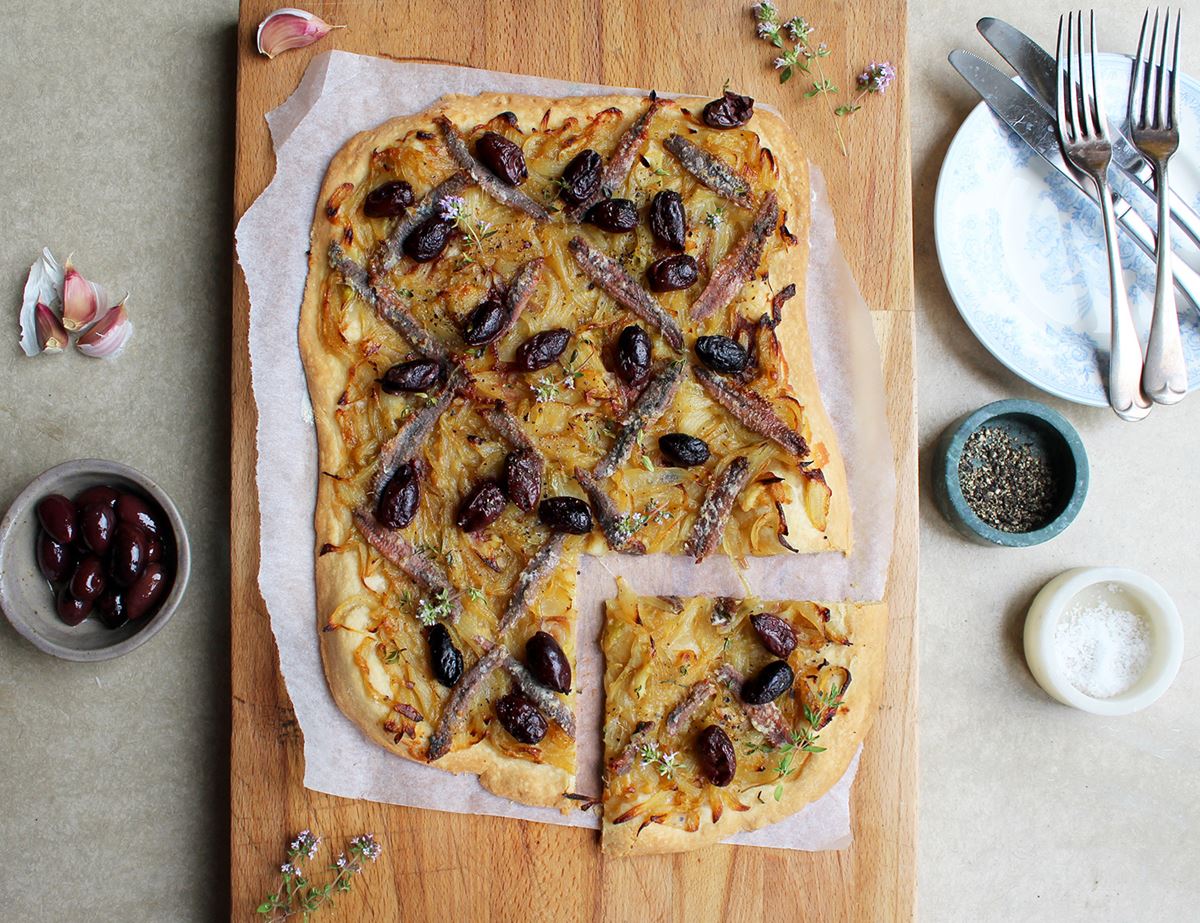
[438,195,496,253]
[857,61,896,94]
[258,831,384,920]
[415,588,453,626]
[703,207,726,229]
[533,375,558,403]
[638,741,679,779]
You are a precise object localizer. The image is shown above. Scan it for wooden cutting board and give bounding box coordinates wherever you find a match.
[230,1,917,919]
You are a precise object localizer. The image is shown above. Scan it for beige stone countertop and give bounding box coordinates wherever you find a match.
[0,1,1196,920]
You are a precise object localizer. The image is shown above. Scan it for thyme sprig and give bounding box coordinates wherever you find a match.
[439,195,498,253]
[257,832,383,921]
[745,682,845,801]
[639,741,681,779]
[415,588,454,626]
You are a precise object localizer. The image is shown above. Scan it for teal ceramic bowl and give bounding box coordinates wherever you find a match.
[933,399,1089,547]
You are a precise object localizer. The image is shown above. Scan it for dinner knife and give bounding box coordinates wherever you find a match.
[977,16,1200,251]
[948,49,1200,308]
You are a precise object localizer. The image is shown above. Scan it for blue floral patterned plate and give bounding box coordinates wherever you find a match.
[935,53,1200,406]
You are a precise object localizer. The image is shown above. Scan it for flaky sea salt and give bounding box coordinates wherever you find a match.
[1055,601,1152,698]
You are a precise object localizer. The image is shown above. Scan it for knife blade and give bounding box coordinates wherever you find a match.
[948,49,1200,308]
[977,16,1200,250]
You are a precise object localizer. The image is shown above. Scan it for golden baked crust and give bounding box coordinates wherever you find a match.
[601,580,885,856]
[298,92,852,816]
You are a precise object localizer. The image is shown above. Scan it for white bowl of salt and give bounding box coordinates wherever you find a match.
[1024,567,1183,715]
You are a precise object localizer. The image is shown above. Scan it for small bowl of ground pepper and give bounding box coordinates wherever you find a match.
[933,399,1088,547]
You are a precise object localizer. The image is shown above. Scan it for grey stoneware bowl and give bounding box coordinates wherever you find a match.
[0,459,190,661]
[933,399,1089,547]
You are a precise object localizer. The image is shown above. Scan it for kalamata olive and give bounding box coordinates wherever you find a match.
[116,494,161,537]
[403,215,453,262]
[615,325,652,388]
[380,359,441,394]
[750,613,798,658]
[659,433,710,467]
[36,494,77,546]
[476,131,528,186]
[503,450,542,513]
[495,690,548,744]
[145,536,163,563]
[95,589,128,630]
[427,623,463,687]
[525,631,571,693]
[126,563,168,620]
[36,532,73,583]
[741,660,795,705]
[513,328,570,372]
[696,725,737,786]
[110,523,147,588]
[461,295,507,347]
[702,90,755,129]
[79,502,115,555]
[376,462,420,529]
[584,198,639,232]
[456,480,507,532]
[646,254,699,292]
[537,497,592,534]
[363,180,414,218]
[69,555,106,604]
[695,335,750,374]
[558,149,602,205]
[56,585,91,626]
[649,190,687,251]
[74,485,119,509]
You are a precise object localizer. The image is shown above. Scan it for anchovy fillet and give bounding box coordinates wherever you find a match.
[692,365,809,459]
[665,679,716,736]
[374,285,449,360]
[329,242,374,301]
[483,398,546,493]
[369,368,463,498]
[608,720,653,777]
[568,237,684,350]
[683,456,751,562]
[492,257,544,344]
[499,652,577,738]
[663,134,753,208]
[690,191,779,321]
[716,665,789,747]
[566,95,667,221]
[594,360,685,478]
[352,508,461,621]
[427,643,506,761]
[434,116,550,222]
[574,467,644,554]
[374,170,472,273]
[497,532,568,634]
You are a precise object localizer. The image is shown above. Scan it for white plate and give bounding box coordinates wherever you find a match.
[935,52,1200,406]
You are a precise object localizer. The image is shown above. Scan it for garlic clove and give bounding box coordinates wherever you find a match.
[76,300,133,359]
[35,302,69,354]
[256,8,343,59]
[61,259,103,332]
[19,247,64,356]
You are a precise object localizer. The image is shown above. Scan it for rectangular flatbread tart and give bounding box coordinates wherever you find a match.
[297,88,865,846]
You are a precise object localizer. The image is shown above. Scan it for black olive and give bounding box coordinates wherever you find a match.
[495,690,548,744]
[461,295,508,347]
[403,215,453,262]
[503,450,542,513]
[741,661,794,705]
[659,433,710,467]
[583,198,639,232]
[95,589,128,630]
[558,149,602,205]
[696,725,736,786]
[363,180,414,218]
[649,190,687,250]
[614,325,652,387]
[646,254,699,292]
[537,497,593,534]
[702,91,755,129]
[525,631,571,692]
[475,131,528,185]
[513,328,570,372]
[750,613,798,658]
[380,359,441,394]
[376,462,420,529]
[456,480,507,532]
[36,532,73,583]
[427,624,464,687]
[695,335,750,374]
[36,494,77,546]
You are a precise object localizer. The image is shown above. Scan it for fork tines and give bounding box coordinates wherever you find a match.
[1056,10,1109,152]
[1129,8,1181,140]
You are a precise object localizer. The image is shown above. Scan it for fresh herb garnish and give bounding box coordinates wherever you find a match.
[746,682,844,801]
[256,831,382,920]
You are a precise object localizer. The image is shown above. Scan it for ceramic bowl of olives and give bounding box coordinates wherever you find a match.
[0,458,190,661]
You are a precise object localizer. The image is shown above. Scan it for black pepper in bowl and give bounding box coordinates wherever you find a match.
[957,427,1060,533]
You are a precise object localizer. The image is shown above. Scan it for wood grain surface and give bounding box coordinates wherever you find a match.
[230,1,917,920]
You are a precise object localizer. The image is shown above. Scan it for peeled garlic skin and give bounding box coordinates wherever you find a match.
[77,302,133,359]
[61,260,99,332]
[256,8,340,58]
[35,302,68,353]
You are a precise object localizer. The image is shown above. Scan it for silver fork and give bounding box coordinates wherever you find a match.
[1129,8,1188,404]
[1056,10,1152,421]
